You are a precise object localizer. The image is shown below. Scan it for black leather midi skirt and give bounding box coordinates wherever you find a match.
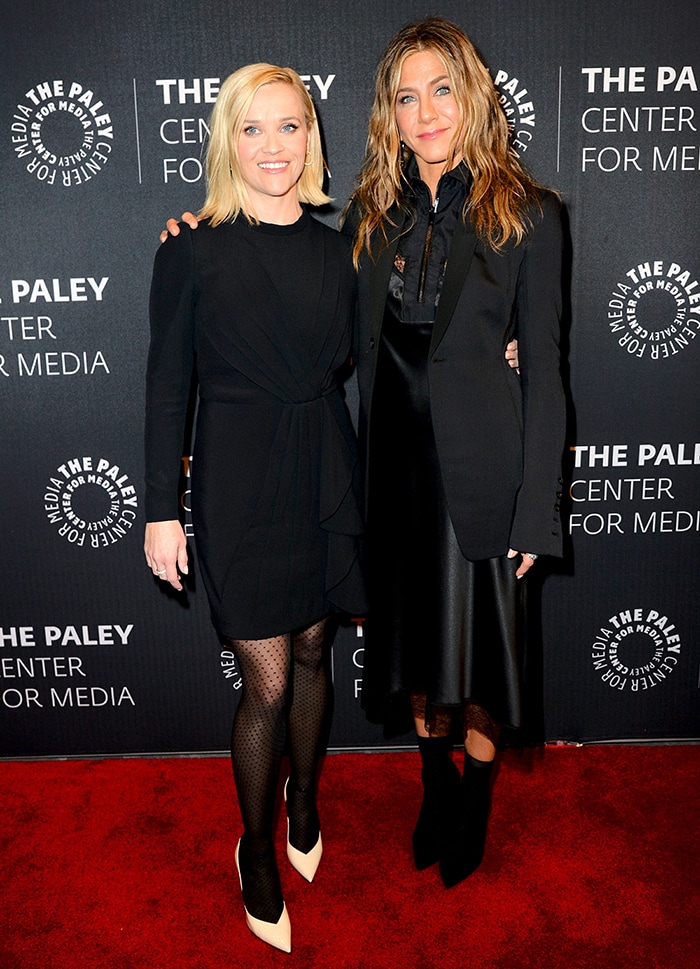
[364,307,529,731]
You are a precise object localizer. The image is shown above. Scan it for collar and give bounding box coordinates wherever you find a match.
[404,155,473,199]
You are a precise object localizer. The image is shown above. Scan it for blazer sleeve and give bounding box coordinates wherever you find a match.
[509,192,566,557]
[339,203,362,363]
[144,227,196,522]
[339,200,360,239]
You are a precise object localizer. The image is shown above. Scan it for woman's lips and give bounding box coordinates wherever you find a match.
[418,128,448,140]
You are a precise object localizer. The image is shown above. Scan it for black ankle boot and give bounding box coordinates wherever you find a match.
[439,753,493,888]
[412,735,461,870]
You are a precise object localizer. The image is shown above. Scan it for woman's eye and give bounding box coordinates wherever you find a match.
[436,85,451,96]
[397,94,416,105]
[281,123,299,132]
[243,125,260,136]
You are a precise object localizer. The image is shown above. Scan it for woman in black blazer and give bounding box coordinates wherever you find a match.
[342,18,566,888]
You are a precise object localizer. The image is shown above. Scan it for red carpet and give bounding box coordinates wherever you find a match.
[1,746,698,968]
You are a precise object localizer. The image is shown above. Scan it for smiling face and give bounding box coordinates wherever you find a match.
[237,81,310,222]
[394,49,463,195]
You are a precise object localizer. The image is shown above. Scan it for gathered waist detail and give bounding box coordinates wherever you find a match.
[199,382,339,407]
[198,387,362,539]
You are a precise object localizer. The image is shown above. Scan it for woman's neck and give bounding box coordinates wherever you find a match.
[249,196,303,225]
[414,154,464,202]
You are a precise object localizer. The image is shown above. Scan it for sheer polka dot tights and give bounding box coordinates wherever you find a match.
[225,617,330,922]
[410,691,500,745]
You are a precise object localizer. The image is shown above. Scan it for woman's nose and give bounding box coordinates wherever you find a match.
[418,97,437,123]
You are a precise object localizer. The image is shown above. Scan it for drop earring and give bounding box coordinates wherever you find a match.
[304,149,313,167]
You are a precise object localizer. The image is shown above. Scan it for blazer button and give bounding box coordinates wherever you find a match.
[369,338,376,349]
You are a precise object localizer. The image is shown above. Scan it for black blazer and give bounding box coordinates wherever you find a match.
[346,190,566,560]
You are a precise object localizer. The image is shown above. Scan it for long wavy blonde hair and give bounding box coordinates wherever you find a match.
[343,18,544,264]
[199,63,330,226]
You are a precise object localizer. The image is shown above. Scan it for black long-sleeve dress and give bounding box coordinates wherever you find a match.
[145,209,366,639]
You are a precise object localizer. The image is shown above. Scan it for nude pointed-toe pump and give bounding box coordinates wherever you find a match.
[235,839,291,953]
[284,779,323,882]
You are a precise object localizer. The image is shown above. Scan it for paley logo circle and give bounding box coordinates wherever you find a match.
[493,69,536,154]
[11,80,114,186]
[591,607,681,692]
[606,260,700,360]
[44,456,138,547]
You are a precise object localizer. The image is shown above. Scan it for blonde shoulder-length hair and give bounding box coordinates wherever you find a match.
[199,63,330,226]
[343,18,546,265]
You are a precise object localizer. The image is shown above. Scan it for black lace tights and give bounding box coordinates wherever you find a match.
[226,617,330,922]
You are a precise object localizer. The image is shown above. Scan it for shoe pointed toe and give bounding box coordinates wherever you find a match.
[284,778,322,881]
[235,839,291,952]
[244,902,292,953]
[286,825,323,882]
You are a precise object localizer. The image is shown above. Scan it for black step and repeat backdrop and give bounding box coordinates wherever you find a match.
[1,0,698,757]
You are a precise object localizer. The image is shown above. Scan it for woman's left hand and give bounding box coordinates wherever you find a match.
[508,548,538,579]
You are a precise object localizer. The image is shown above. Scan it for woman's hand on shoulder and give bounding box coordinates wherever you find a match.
[159,212,200,244]
[144,520,189,590]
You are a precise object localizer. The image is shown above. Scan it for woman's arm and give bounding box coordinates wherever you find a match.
[509,192,566,558]
[144,228,197,588]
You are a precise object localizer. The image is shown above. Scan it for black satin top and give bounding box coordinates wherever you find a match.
[389,160,470,322]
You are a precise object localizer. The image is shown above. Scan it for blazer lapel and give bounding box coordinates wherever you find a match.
[430,215,478,353]
[368,209,405,342]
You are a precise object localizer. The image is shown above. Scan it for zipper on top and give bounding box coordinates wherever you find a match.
[417,195,439,304]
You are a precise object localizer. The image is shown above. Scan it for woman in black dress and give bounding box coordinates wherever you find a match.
[343,18,566,888]
[144,64,365,952]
